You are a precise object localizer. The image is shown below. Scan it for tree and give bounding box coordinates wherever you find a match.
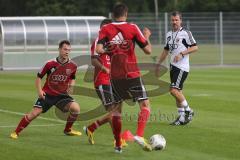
[0,0,240,17]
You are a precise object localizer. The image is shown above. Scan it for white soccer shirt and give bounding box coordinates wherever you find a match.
[164,27,197,72]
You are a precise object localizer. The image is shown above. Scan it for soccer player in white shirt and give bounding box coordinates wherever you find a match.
[155,11,198,125]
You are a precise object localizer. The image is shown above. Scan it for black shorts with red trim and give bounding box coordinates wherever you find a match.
[34,94,74,113]
[111,77,148,103]
[95,84,115,108]
[170,64,188,90]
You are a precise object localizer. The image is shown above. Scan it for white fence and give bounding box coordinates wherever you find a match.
[0,13,239,70]
[128,12,240,65]
[0,16,105,70]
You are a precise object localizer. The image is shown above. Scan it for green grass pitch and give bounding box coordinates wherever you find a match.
[0,67,239,160]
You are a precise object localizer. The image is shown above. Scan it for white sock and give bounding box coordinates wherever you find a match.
[177,108,185,122]
[181,100,191,111]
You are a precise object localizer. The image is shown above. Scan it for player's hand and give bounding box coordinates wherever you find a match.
[174,53,184,63]
[143,27,151,39]
[101,66,110,74]
[38,90,46,99]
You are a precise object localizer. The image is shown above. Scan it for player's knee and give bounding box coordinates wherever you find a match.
[110,103,122,113]
[112,112,121,118]
[112,109,121,117]
[170,88,179,96]
[140,99,149,107]
[139,99,150,109]
[105,104,114,112]
[28,107,42,120]
[69,102,80,114]
[107,112,113,121]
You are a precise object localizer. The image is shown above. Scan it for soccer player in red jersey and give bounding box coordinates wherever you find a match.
[83,18,112,144]
[83,19,127,150]
[10,40,82,139]
[96,3,153,152]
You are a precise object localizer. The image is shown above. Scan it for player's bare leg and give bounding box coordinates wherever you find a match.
[10,107,42,139]
[134,99,152,151]
[64,102,82,136]
[170,88,194,125]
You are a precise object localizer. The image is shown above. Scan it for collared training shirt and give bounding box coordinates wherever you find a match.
[164,27,197,72]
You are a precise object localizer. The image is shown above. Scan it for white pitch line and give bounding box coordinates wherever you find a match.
[0,124,64,128]
[0,108,65,124]
[191,93,212,97]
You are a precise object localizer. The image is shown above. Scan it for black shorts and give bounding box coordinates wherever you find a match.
[95,85,115,108]
[111,77,148,103]
[170,64,188,90]
[34,94,74,113]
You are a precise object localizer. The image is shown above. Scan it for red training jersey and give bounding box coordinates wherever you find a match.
[37,58,77,96]
[97,21,148,79]
[91,38,111,87]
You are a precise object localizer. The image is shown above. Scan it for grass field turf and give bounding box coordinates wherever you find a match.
[0,67,240,160]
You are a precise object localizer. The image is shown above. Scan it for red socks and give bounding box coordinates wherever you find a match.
[112,112,122,147]
[88,116,111,133]
[15,113,79,134]
[64,113,78,132]
[15,115,31,135]
[136,107,150,137]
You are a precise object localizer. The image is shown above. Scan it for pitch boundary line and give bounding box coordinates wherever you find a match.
[0,108,65,124]
[0,124,64,128]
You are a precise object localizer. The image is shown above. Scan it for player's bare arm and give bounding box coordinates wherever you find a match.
[35,77,45,99]
[174,45,198,63]
[181,45,198,56]
[95,44,105,55]
[142,27,152,55]
[155,49,168,77]
[91,57,110,74]
[67,79,75,95]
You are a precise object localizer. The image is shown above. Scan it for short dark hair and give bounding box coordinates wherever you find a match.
[100,18,112,28]
[171,11,182,20]
[113,3,128,18]
[59,40,71,48]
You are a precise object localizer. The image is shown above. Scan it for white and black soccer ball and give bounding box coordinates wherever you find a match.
[149,134,166,150]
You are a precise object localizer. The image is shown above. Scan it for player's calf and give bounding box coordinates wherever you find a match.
[10,108,42,139]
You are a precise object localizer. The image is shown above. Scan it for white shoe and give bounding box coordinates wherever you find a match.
[134,135,152,151]
[114,147,122,153]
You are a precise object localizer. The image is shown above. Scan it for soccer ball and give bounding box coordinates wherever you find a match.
[149,134,166,150]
